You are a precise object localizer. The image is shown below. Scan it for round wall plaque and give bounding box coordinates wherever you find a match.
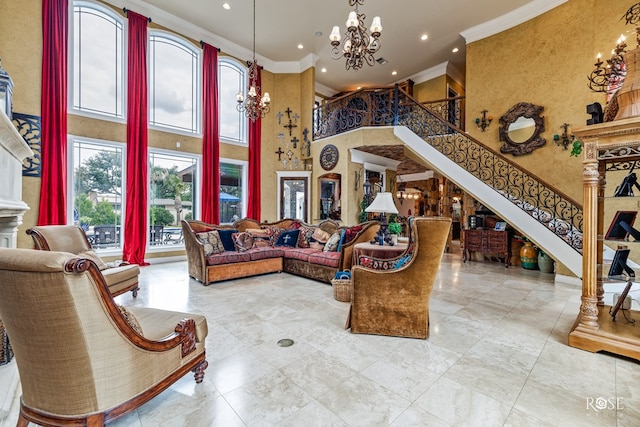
[320,144,339,170]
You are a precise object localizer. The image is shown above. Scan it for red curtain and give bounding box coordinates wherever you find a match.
[38,0,68,225]
[246,67,262,220]
[122,11,149,265]
[201,42,220,224]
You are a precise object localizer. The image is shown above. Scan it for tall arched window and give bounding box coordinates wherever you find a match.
[219,57,247,144]
[70,1,124,119]
[149,31,201,134]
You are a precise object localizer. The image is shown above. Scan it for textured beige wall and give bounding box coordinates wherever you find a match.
[0,0,42,248]
[465,0,630,204]
[413,75,447,103]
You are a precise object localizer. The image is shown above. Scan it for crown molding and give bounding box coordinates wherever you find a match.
[315,82,338,98]
[350,149,402,170]
[400,61,449,85]
[460,0,568,44]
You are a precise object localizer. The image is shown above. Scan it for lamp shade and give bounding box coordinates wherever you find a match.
[365,192,398,214]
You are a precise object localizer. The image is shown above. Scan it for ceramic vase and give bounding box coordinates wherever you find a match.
[538,251,554,273]
[520,241,538,270]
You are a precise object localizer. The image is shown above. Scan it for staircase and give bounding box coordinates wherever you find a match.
[314,86,583,277]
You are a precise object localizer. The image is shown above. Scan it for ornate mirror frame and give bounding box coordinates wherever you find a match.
[499,102,546,156]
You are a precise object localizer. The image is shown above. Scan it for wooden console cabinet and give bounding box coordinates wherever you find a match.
[462,229,511,267]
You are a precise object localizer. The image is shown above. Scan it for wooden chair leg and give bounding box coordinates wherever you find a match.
[17,414,29,427]
[193,360,208,383]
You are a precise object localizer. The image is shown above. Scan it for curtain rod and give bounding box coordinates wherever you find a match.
[123,8,152,23]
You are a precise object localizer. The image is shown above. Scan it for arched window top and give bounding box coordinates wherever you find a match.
[219,56,247,144]
[70,0,125,120]
[149,30,201,135]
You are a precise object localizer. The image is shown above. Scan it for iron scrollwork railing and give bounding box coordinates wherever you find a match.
[313,86,583,253]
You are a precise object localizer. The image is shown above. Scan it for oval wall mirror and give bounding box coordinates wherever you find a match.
[499,102,546,155]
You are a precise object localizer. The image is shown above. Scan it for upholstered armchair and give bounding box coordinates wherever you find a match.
[0,248,208,426]
[26,225,140,297]
[347,217,451,339]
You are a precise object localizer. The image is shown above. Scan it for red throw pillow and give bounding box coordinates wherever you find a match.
[344,225,364,244]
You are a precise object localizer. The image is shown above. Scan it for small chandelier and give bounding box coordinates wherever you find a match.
[236,0,270,122]
[329,0,382,71]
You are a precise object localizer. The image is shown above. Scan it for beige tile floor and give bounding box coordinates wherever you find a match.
[3,249,640,427]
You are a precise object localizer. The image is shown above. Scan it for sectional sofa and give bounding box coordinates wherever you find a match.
[182,218,379,285]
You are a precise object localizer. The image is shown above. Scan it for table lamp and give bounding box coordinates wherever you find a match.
[365,192,399,245]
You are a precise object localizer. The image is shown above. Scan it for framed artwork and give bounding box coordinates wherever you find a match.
[605,211,637,240]
[494,221,507,231]
[608,248,635,278]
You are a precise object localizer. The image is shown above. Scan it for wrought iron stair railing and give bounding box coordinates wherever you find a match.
[313,85,583,253]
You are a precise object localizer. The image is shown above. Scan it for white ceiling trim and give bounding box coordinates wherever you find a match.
[402,62,449,86]
[397,172,434,182]
[460,0,568,44]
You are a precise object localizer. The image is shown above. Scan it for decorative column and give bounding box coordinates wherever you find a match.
[577,140,600,330]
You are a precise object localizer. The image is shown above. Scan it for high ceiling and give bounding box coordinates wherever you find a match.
[124,0,536,93]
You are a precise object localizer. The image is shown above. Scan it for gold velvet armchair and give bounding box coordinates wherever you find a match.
[26,225,140,297]
[347,217,451,339]
[0,248,208,426]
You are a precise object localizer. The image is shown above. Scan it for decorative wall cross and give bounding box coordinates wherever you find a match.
[276,111,284,125]
[275,147,284,161]
[291,136,299,149]
[283,107,298,136]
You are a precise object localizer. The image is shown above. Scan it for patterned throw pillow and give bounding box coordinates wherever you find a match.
[309,241,325,251]
[118,305,144,335]
[297,225,315,248]
[312,228,331,243]
[246,228,271,247]
[267,227,286,246]
[344,225,364,244]
[195,230,226,256]
[232,232,255,252]
[323,232,342,252]
[275,229,300,247]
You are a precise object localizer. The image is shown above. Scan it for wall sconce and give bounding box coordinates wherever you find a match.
[553,123,574,150]
[475,109,492,132]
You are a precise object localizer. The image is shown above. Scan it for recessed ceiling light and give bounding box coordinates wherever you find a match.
[321,67,327,73]
[421,34,428,41]
[315,31,323,37]
[357,86,362,90]
[391,71,397,75]
[222,3,230,10]
[297,44,304,49]
[452,47,459,53]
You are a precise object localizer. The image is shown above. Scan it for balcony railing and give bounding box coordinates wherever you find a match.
[313,86,583,253]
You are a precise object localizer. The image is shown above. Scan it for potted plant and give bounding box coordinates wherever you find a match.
[388,222,402,245]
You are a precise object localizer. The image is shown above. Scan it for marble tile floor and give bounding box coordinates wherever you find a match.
[3,251,640,427]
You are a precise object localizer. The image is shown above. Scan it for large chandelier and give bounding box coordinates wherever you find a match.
[329,0,382,71]
[236,0,270,122]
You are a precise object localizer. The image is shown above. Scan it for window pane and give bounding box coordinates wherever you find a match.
[149,151,198,246]
[219,60,245,143]
[72,2,124,118]
[149,34,200,133]
[220,162,245,223]
[72,139,124,251]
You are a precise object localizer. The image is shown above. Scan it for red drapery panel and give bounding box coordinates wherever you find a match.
[122,11,149,265]
[38,0,68,225]
[246,67,262,221]
[201,42,220,224]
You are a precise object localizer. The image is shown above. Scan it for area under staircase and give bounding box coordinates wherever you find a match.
[313,86,583,277]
